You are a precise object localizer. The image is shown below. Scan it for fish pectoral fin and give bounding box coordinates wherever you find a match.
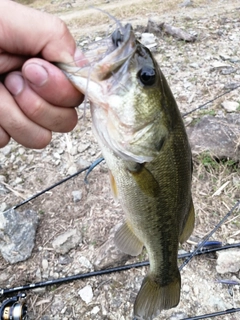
[126,163,160,198]
[134,271,181,320]
[179,198,195,244]
[109,170,118,200]
[114,221,143,256]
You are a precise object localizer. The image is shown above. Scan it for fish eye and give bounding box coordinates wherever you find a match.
[112,29,123,47]
[137,66,156,86]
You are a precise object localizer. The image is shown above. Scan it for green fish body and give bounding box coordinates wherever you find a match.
[58,23,195,320]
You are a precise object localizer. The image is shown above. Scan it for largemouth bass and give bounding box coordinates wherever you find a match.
[58,23,195,320]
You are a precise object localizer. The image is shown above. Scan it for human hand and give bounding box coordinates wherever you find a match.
[0,0,86,149]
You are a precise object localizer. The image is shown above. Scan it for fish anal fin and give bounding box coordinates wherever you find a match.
[134,272,181,320]
[179,198,195,244]
[109,170,118,200]
[114,221,143,256]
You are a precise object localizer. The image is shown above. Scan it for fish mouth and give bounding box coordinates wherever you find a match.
[81,23,137,82]
[58,23,138,99]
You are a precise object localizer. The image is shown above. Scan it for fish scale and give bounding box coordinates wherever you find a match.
[58,23,194,320]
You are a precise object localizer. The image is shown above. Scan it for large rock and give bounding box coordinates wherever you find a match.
[187,113,240,161]
[0,208,38,263]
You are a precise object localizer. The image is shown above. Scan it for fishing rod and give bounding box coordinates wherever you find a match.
[1,242,240,320]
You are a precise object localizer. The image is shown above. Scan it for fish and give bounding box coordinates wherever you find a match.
[58,23,195,320]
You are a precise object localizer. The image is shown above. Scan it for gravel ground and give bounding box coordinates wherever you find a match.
[0,1,240,319]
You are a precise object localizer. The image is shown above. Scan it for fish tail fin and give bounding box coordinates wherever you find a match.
[134,271,181,320]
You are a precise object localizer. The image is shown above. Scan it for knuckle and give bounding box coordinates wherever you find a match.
[26,98,45,119]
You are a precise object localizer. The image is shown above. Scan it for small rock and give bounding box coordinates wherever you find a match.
[18,148,25,155]
[78,285,93,304]
[1,145,12,156]
[53,152,61,159]
[168,312,188,320]
[140,33,157,48]
[13,177,23,185]
[78,256,93,271]
[211,61,231,70]
[179,0,192,7]
[221,100,239,112]
[42,259,49,271]
[182,284,190,292]
[35,268,42,281]
[78,158,91,168]
[0,175,6,183]
[72,190,82,203]
[224,82,239,90]
[79,40,89,46]
[67,164,77,175]
[40,316,50,320]
[189,63,199,69]
[91,306,100,314]
[95,36,102,42]
[52,229,82,254]
[51,298,65,314]
[70,146,78,156]
[32,287,46,294]
[0,271,10,282]
[216,249,240,274]
[184,116,193,126]
[77,143,90,153]
[58,255,72,265]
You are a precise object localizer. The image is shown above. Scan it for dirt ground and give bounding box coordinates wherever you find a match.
[0,0,240,319]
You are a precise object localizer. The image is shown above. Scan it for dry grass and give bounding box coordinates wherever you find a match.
[192,152,240,244]
[58,0,220,31]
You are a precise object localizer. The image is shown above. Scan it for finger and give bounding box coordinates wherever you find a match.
[0,126,10,148]
[22,58,84,107]
[4,73,78,133]
[0,53,27,73]
[0,82,52,149]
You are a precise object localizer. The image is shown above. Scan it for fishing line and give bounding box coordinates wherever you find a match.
[89,6,125,35]
[7,165,91,211]
[182,84,240,117]
[182,307,240,320]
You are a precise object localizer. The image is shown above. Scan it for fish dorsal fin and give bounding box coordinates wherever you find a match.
[114,220,143,256]
[109,170,118,200]
[179,198,195,244]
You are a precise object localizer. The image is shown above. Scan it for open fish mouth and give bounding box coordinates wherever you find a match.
[59,23,137,83]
